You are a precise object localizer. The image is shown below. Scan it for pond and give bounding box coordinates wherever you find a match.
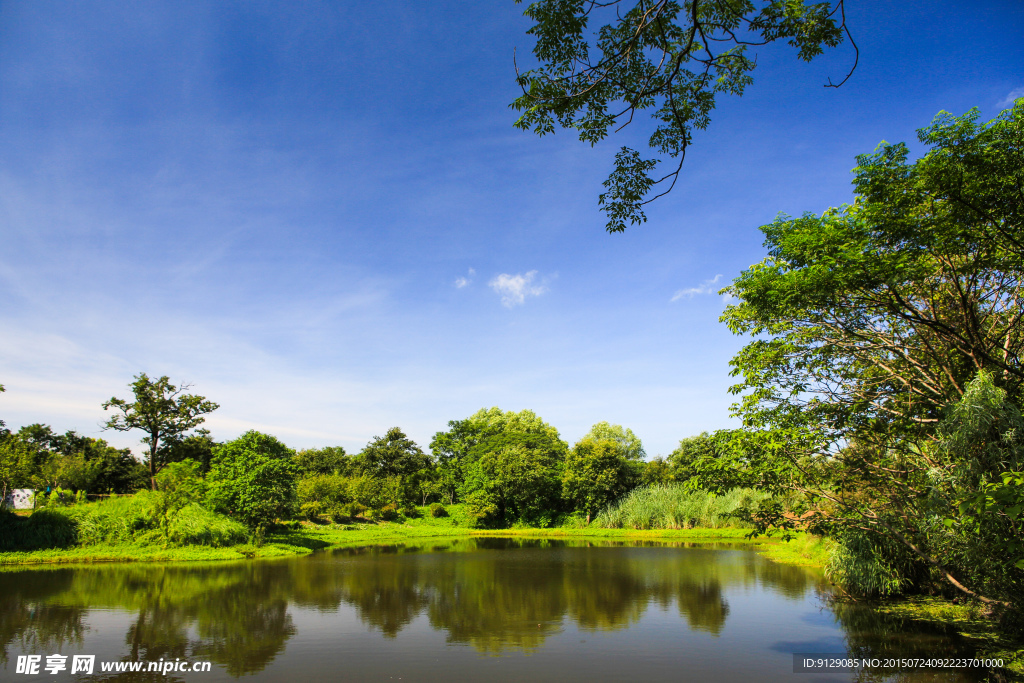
[0,538,987,681]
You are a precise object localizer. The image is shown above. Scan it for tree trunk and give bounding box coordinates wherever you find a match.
[149,436,159,491]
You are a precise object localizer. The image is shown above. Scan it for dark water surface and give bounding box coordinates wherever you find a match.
[0,538,986,682]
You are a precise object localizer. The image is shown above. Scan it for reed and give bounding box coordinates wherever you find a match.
[592,484,769,530]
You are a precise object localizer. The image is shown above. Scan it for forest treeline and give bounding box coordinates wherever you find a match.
[0,398,733,538]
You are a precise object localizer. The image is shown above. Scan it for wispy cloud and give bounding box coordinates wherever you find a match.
[671,274,723,302]
[998,87,1024,108]
[454,267,475,289]
[489,270,547,307]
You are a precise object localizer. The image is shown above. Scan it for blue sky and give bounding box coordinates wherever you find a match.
[1,1,1022,458]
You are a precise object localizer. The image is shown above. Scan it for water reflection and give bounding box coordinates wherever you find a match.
[0,538,984,680]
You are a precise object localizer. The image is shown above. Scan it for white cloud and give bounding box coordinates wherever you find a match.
[671,274,723,302]
[998,88,1024,108]
[454,267,475,288]
[489,270,547,307]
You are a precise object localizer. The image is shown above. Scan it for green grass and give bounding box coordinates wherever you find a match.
[1,493,247,552]
[756,532,832,567]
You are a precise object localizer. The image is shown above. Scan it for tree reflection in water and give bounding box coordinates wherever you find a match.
[0,538,975,679]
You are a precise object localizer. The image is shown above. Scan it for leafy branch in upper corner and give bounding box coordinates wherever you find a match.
[511,0,856,232]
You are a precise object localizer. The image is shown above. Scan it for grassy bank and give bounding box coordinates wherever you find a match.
[0,500,819,566]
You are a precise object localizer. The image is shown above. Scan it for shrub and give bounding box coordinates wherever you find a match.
[297,474,351,509]
[429,503,447,518]
[344,502,367,518]
[379,503,399,521]
[401,505,419,519]
[300,501,323,523]
[164,503,247,547]
[328,506,350,524]
[66,491,245,548]
[0,508,78,551]
[349,474,407,510]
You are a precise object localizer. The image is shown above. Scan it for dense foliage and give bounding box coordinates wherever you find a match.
[206,431,298,544]
[719,103,1024,610]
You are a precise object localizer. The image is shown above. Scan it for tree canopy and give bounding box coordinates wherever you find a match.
[512,0,854,231]
[102,374,219,490]
[206,431,297,544]
[358,427,431,479]
[720,102,1024,608]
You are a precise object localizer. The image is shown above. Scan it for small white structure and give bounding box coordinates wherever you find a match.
[2,489,34,510]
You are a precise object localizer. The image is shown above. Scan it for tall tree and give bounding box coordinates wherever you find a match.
[430,407,564,504]
[512,0,854,231]
[102,374,219,490]
[206,431,297,545]
[359,427,432,479]
[583,421,645,461]
[563,437,640,522]
[721,103,1024,609]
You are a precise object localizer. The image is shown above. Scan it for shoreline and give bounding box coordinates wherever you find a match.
[0,524,806,567]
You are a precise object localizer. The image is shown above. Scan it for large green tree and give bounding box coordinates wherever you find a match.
[583,421,646,461]
[358,427,432,479]
[7,425,146,494]
[562,437,640,521]
[512,0,854,231]
[430,407,564,505]
[463,435,565,527]
[206,431,297,544]
[0,437,30,508]
[102,374,219,490]
[450,409,568,526]
[721,102,1024,609]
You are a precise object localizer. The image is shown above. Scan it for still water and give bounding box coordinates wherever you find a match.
[0,538,984,682]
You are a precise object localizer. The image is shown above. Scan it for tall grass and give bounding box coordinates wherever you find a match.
[0,492,246,551]
[592,485,769,530]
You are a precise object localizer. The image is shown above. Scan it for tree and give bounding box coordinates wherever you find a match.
[583,421,645,461]
[358,428,431,479]
[512,0,854,232]
[463,439,564,527]
[641,456,672,485]
[206,431,297,544]
[102,374,219,490]
[430,418,484,505]
[430,407,563,504]
[562,437,640,522]
[160,429,218,474]
[6,425,146,494]
[84,438,148,494]
[722,102,1024,609]
[294,446,350,477]
[0,437,30,508]
[666,430,744,486]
